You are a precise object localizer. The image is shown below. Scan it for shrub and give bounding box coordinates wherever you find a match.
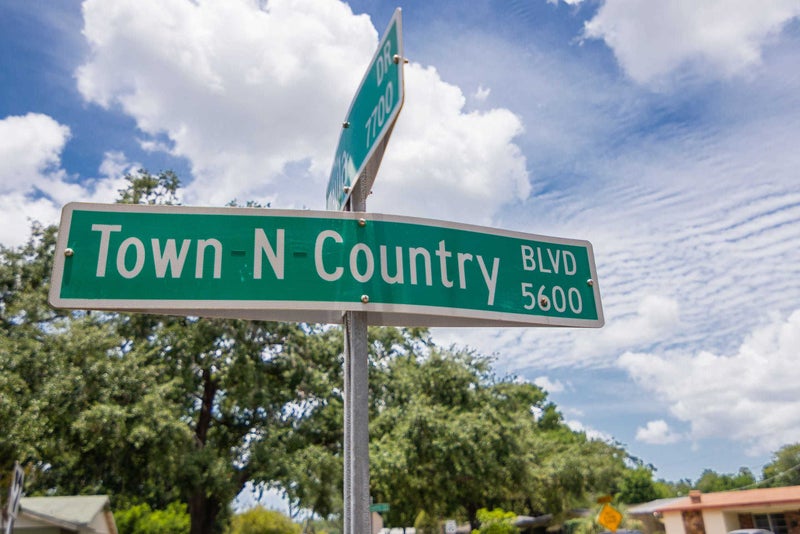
[115,502,189,534]
[472,508,519,534]
[227,506,300,534]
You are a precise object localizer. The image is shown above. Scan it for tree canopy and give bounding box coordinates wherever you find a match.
[6,169,799,533]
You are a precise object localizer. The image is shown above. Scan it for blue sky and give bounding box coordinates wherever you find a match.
[2,0,800,495]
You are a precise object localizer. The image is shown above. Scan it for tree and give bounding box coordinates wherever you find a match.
[0,220,191,508]
[618,466,660,504]
[108,171,346,533]
[695,468,756,493]
[367,345,630,529]
[413,510,440,534]
[762,443,800,487]
[0,169,652,533]
[519,425,628,519]
[0,170,347,534]
[369,348,531,527]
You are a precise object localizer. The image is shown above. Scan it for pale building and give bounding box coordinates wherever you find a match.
[11,495,117,534]
[648,487,800,534]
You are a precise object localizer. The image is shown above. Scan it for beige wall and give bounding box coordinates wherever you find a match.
[664,511,686,534]
[664,508,800,534]
[12,515,63,532]
[87,511,117,534]
[701,509,732,534]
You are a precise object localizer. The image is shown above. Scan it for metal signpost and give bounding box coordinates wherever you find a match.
[4,463,23,534]
[326,11,403,531]
[341,176,371,534]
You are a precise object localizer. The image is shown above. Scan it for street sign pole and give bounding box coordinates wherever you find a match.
[343,172,371,534]
[333,9,403,534]
[4,462,24,534]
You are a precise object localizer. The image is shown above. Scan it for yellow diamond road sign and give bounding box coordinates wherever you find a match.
[597,503,623,532]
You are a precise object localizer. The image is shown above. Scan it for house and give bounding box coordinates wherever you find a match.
[628,497,684,533]
[11,495,118,533]
[647,487,800,534]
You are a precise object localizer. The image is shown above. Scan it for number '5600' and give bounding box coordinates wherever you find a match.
[521,283,583,314]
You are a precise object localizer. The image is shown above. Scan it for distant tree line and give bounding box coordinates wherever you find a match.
[2,170,799,534]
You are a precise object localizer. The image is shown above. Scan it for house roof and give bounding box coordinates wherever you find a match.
[628,497,685,514]
[20,495,111,528]
[655,486,800,512]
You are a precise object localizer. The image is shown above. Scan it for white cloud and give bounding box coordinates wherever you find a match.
[0,113,71,246]
[235,481,290,515]
[370,64,529,223]
[0,113,70,193]
[473,85,491,102]
[93,151,141,200]
[533,376,566,393]
[76,0,529,216]
[619,310,800,455]
[566,419,614,442]
[583,0,800,84]
[0,114,134,247]
[432,17,800,374]
[572,295,680,359]
[636,420,683,445]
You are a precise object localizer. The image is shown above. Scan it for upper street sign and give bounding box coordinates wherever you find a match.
[49,203,604,328]
[326,8,404,211]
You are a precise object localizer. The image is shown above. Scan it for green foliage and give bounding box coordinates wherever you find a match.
[563,517,597,534]
[301,518,340,534]
[472,507,519,534]
[368,344,630,527]
[562,503,643,534]
[695,467,756,492]
[618,467,660,504]
[115,502,190,534]
[762,443,800,487]
[652,479,679,499]
[116,169,180,205]
[227,506,300,534]
[0,171,348,534]
[414,510,440,534]
[5,170,731,533]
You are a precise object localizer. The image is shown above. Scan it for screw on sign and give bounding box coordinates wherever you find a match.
[597,503,623,532]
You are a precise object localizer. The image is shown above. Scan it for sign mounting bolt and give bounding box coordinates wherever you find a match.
[343,186,351,193]
[540,296,549,308]
[64,248,74,257]
[587,279,594,287]
[358,218,367,227]
[342,121,350,128]
[361,295,370,304]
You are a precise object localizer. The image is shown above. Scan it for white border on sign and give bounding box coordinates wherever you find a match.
[49,202,604,328]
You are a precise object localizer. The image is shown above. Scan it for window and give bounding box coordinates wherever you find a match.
[753,513,788,534]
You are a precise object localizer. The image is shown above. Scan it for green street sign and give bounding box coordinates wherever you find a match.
[370,503,390,513]
[326,8,404,211]
[49,203,604,328]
